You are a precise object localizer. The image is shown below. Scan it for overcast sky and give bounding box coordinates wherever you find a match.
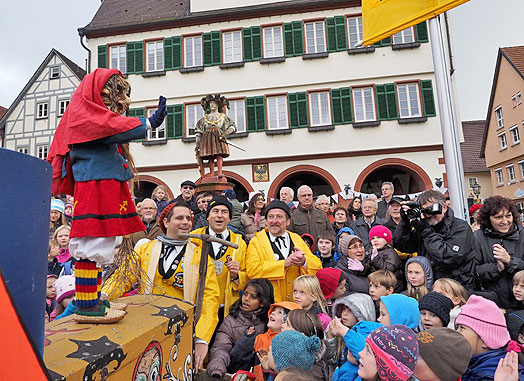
[0,0,522,121]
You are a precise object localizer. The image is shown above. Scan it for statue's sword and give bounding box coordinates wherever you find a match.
[224,139,246,152]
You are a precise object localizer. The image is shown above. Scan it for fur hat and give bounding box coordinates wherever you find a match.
[316,268,343,299]
[50,199,65,214]
[53,275,75,303]
[271,330,321,372]
[368,225,392,244]
[418,291,454,327]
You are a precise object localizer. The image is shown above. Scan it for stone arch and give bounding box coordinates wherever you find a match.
[136,174,174,200]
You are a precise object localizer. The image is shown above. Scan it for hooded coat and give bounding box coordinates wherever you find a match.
[403,256,434,298]
[380,293,421,330]
[334,227,354,262]
[332,293,376,322]
[462,348,524,381]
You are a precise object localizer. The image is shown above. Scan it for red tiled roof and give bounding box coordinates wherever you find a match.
[461,120,489,173]
[501,46,524,78]
[0,106,7,120]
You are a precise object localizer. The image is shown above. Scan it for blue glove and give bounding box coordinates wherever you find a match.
[148,96,167,129]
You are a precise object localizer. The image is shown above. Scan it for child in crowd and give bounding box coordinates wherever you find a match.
[506,310,524,366]
[315,234,337,268]
[404,256,433,300]
[151,185,170,217]
[64,202,74,224]
[333,227,354,262]
[316,268,346,315]
[378,293,421,330]
[48,240,61,277]
[456,294,524,380]
[293,275,331,330]
[255,301,301,380]
[46,274,58,321]
[512,270,524,308]
[49,198,68,238]
[301,233,315,253]
[366,226,403,291]
[418,291,454,331]
[358,324,419,381]
[53,225,75,276]
[50,275,75,321]
[415,328,472,381]
[433,278,468,329]
[207,279,274,379]
[367,270,396,317]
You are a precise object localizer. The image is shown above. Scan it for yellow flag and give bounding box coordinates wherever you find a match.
[362,0,469,46]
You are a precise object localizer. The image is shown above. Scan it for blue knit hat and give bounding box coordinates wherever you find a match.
[271,330,321,372]
[380,294,421,330]
[50,199,65,214]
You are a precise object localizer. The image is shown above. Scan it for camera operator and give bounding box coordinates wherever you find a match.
[393,190,476,290]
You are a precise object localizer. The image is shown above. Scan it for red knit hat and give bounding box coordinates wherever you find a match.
[369,225,392,244]
[469,203,482,216]
[316,268,343,299]
[158,201,192,234]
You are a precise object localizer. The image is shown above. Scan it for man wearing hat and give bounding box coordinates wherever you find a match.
[173,180,200,214]
[191,195,248,319]
[103,201,219,373]
[246,200,322,302]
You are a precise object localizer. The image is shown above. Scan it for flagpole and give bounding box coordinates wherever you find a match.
[428,15,468,220]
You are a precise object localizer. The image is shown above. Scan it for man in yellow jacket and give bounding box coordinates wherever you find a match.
[102,201,219,373]
[191,195,248,319]
[246,199,322,302]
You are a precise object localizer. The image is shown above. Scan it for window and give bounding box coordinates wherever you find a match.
[184,35,202,67]
[185,104,204,137]
[58,100,69,116]
[266,96,288,130]
[507,164,516,183]
[37,102,48,119]
[510,125,520,144]
[519,160,524,179]
[518,92,523,105]
[49,66,60,79]
[146,108,166,140]
[353,87,376,122]
[37,145,48,160]
[495,106,504,129]
[17,147,28,154]
[495,168,504,186]
[468,177,478,190]
[222,31,242,63]
[304,21,326,54]
[146,41,164,72]
[228,99,246,133]
[110,45,126,73]
[513,95,518,107]
[393,27,415,44]
[498,132,507,150]
[309,91,331,126]
[263,26,284,58]
[397,83,421,118]
[347,16,363,49]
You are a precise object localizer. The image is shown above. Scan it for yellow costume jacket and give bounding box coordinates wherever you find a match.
[102,239,219,343]
[245,229,322,302]
[191,227,248,316]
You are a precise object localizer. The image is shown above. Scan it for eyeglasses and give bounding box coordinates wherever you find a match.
[142,207,157,210]
[348,243,364,251]
[182,186,194,190]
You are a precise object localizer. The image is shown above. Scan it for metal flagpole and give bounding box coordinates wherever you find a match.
[428,15,468,220]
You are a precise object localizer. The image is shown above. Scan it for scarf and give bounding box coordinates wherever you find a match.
[254,211,261,226]
[57,248,71,264]
[157,234,188,247]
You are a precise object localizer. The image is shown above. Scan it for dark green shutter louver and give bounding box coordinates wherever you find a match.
[243,26,262,62]
[421,80,436,117]
[164,36,182,70]
[203,31,221,66]
[284,21,304,57]
[128,108,146,141]
[246,96,266,132]
[373,36,392,47]
[331,87,353,124]
[98,45,107,68]
[288,92,309,128]
[326,16,347,52]
[416,21,429,43]
[376,83,398,121]
[166,104,184,138]
[126,41,144,74]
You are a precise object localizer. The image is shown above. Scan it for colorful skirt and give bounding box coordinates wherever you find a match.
[71,179,145,238]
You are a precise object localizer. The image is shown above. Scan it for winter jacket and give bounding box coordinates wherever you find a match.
[364,245,403,292]
[241,212,267,242]
[192,211,209,230]
[462,348,524,381]
[309,304,331,331]
[130,219,162,248]
[290,205,335,244]
[154,199,169,217]
[316,253,337,268]
[393,208,476,290]
[334,227,354,262]
[172,194,200,215]
[474,223,524,309]
[332,221,351,236]
[350,216,386,252]
[505,310,524,366]
[207,309,266,377]
[229,199,243,229]
[376,198,390,220]
[384,217,399,238]
[335,254,370,295]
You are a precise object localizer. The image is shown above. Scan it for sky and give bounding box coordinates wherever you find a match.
[0,0,522,121]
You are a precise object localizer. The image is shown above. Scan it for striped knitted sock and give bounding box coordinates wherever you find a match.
[75,259,99,309]
[97,267,102,300]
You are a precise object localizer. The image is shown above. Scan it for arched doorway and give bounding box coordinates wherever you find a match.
[135,175,174,202]
[354,158,432,195]
[268,164,341,200]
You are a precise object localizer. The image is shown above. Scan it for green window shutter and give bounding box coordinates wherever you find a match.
[284,21,304,57]
[98,45,107,68]
[376,84,389,121]
[385,83,398,120]
[381,36,392,46]
[327,16,347,52]
[243,28,253,61]
[246,96,266,132]
[284,23,294,57]
[421,80,436,117]
[164,36,182,70]
[126,41,144,74]
[331,87,352,125]
[288,92,308,128]
[203,31,221,66]
[128,108,146,142]
[243,27,261,62]
[166,104,184,138]
[416,21,429,43]
[326,18,337,52]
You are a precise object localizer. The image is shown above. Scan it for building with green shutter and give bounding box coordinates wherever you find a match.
[79,0,454,202]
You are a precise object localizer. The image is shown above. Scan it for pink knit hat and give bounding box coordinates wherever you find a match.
[455,295,510,349]
[53,275,75,304]
[369,225,392,244]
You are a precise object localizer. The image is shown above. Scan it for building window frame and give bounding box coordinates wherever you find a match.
[495,106,504,129]
[519,160,524,179]
[222,30,243,64]
[146,40,164,72]
[262,25,284,58]
[510,125,520,145]
[227,98,247,133]
[495,168,504,186]
[517,92,523,105]
[308,90,332,126]
[346,15,363,49]
[49,66,60,79]
[392,27,415,45]
[109,44,127,73]
[146,107,166,141]
[304,20,327,54]
[17,146,29,155]
[58,99,70,117]
[185,103,204,138]
[36,102,48,119]
[507,164,516,184]
[352,86,377,123]
[498,131,507,150]
[396,82,422,118]
[184,34,203,68]
[266,95,289,130]
[37,144,48,160]
[468,177,479,190]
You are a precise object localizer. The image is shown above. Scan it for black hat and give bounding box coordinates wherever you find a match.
[180,180,196,188]
[418,291,454,327]
[206,195,233,218]
[264,199,291,219]
[390,196,404,205]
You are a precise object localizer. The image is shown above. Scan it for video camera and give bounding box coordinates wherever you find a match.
[404,201,443,219]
